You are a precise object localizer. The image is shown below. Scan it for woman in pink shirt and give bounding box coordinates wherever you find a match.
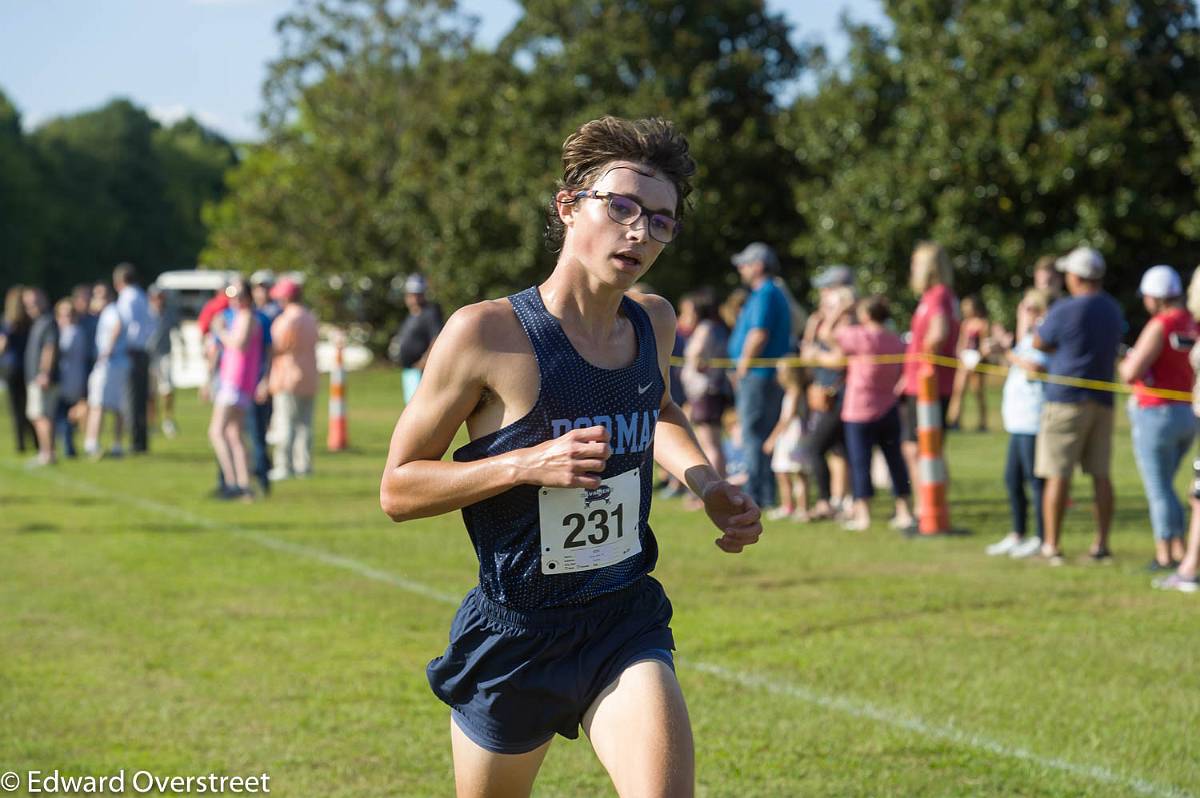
[208,279,262,500]
[807,296,915,531]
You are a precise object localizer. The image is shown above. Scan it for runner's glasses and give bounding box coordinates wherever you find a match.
[574,190,681,244]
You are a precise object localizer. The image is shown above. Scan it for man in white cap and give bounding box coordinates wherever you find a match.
[1033,246,1125,564]
[393,273,443,404]
[728,242,792,509]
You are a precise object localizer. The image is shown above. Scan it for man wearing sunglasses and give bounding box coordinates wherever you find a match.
[381,116,762,797]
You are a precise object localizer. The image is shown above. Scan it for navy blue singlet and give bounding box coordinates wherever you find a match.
[452,286,664,611]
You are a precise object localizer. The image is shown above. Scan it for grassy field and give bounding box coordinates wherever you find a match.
[1,369,1197,797]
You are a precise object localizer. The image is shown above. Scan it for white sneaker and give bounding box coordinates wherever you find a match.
[986,533,1021,556]
[162,419,178,439]
[267,467,293,482]
[841,517,870,532]
[1009,536,1043,559]
[766,507,795,521]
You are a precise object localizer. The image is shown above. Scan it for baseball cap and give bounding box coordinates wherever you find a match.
[1138,264,1182,298]
[731,242,779,271]
[1055,247,1105,279]
[813,264,853,289]
[250,269,276,287]
[404,273,428,294]
[269,277,301,302]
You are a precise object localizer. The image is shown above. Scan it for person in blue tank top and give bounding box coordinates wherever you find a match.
[381,116,763,797]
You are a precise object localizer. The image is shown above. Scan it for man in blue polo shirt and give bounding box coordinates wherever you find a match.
[729,242,793,508]
[1033,246,1124,564]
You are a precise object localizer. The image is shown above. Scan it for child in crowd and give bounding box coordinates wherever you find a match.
[947,294,992,431]
[53,298,90,458]
[988,289,1050,558]
[764,358,810,521]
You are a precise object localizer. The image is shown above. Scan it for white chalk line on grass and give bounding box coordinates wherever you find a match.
[11,466,1192,798]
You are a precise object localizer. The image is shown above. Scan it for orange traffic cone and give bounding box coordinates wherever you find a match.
[327,339,348,452]
[917,361,950,535]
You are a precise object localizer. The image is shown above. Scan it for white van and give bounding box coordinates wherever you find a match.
[151,269,372,388]
[153,270,239,388]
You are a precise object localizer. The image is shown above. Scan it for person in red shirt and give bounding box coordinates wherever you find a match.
[899,241,960,521]
[197,289,230,338]
[1118,265,1198,570]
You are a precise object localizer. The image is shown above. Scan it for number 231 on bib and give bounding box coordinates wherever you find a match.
[537,468,642,575]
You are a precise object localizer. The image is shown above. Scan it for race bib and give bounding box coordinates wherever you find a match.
[537,467,642,575]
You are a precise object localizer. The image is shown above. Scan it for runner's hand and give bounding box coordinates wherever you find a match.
[520,425,611,489]
[701,480,762,553]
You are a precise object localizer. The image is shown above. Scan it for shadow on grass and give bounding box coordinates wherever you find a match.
[124,523,210,534]
[17,522,59,533]
[130,451,224,465]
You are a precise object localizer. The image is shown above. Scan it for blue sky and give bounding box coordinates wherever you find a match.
[0,0,886,141]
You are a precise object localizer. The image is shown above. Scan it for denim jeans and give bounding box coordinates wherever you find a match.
[843,405,909,500]
[1004,433,1043,540]
[735,372,783,508]
[1128,402,1195,541]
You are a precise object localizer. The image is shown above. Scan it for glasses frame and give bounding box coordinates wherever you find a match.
[573,190,682,244]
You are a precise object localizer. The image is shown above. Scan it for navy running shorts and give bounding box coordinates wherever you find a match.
[427,575,675,754]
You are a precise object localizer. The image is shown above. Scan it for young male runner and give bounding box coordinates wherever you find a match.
[380,116,763,798]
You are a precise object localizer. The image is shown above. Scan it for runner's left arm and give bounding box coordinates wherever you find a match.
[634,293,762,553]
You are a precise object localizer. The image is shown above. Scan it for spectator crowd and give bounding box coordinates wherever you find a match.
[5,243,1200,592]
[1,264,320,503]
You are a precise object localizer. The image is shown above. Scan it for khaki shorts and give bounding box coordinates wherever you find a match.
[1034,400,1114,479]
[150,353,173,396]
[26,383,58,421]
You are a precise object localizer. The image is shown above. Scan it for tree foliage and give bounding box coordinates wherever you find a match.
[783,0,1200,318]
[0,95,237,298]
[0,91,47,286]
[18,0,1200,338]
[202,0,806,342]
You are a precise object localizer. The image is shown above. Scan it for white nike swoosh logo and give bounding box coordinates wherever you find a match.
[638,383,653,394]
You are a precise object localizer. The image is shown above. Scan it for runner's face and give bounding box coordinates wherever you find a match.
[559,161,677,288]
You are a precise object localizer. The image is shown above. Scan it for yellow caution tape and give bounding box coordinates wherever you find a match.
[668,351,1195,404]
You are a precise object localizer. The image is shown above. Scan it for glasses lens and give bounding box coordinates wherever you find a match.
[606,194,640,225]
[649,214,678,243]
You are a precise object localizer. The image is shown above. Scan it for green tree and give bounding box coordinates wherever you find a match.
[204,0,808,343]
[498,0,807,302]
[31,99,175,290]
[784,0,1200,317]
[16,98,237,297]
[153,118,239,269]
[203,0,480,339]
[0,90,46,285]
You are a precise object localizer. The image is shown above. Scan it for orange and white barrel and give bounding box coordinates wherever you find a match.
[917,361,950,535]
[327,337,348,452]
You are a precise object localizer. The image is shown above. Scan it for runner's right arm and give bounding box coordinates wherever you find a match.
[380,303,611,523]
